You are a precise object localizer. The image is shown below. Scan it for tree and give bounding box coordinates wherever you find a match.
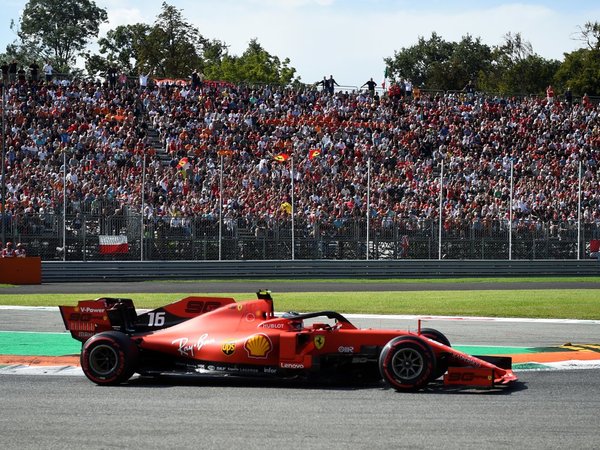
[501,55,561,95]
[137,2,206,77]
[87,3,298,84]
[384,33,492,91]
[85,23,153,78]
[384,32,454,89]
[18,0,107,73]
[574,21,600,51]
[499,32,534,64]
[0,20,46,67]
[555,48,600,96]
[479,33,559,95]
[235,39,296,84]
[443,34,493,91]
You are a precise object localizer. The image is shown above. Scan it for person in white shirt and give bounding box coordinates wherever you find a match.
[139,71,150,89]
[43,62,53,82]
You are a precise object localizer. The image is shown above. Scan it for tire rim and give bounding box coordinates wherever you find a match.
[390,347,424,381]
[88,344,119,376]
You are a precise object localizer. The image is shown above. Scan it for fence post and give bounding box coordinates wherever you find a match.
[509,160,514,261]
[438,159,444,260]
[577,160,582,260]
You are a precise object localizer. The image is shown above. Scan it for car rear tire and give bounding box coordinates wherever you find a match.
[81,331,138,385]
[379,336,436,391]
[420,328,451,380]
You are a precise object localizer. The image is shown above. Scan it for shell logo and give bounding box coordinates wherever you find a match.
[244,334,273,359]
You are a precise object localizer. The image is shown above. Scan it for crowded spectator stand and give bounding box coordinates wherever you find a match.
[0,68,599,261]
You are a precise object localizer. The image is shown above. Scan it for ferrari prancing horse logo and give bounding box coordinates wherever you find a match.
[314,335,325,350]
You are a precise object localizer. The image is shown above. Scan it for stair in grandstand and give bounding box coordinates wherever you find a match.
[146,126,172,167]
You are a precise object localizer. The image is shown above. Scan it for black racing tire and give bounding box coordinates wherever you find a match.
[379,336,436,391]
[80,331,139,385]
[420,328,451,380]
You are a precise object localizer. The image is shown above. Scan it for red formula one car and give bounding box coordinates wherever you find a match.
[59,291,517,390]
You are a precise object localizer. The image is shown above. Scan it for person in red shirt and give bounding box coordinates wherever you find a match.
[546,85,554,104]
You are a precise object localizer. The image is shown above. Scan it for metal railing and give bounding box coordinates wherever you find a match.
[40,259,600,282]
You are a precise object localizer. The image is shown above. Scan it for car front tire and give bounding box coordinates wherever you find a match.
[379,336,436,391]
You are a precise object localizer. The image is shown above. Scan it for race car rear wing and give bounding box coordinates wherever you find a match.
[59,296,236,342]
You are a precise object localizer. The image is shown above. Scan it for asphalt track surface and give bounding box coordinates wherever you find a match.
[1,281,599,449]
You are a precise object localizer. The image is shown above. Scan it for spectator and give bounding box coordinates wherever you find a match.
[564,87,572,107]
[43,61,53,82]
[324,75,339,95]
[546,85,554,104]
[8,59,17,83]
[315,76,327,90]
[139,70,150,90]
[361,77,377,96]
[1,242,16,258]
[404,79,413,98]
[29,61,40,82]
[464,80,475,100]
[15,243,26,258]
[0,60,8,85]
[582,93,592,109]
[17,66,26,83]
[191,69,202,90]
[107,65,118,89]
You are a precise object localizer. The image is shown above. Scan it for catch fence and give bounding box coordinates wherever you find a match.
[3,212,600,261]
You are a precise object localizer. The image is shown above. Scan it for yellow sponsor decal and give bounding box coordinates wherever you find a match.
[244,334,273,358]
[221,340,236,356]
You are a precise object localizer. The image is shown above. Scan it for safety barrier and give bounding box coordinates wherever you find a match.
[41,259,599,282]
[1,257,42,284]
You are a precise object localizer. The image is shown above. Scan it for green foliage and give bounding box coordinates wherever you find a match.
[384,32,454,89]
[554,48,600,96]
[88,23,152,77]
[84,3,298,84]
[216,38,297,85]
[385,25,600,97]
[18,0,107,73]
[139,3,206,77]
[384,33,492,91]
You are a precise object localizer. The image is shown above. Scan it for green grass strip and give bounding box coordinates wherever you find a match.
[1,289,599,319]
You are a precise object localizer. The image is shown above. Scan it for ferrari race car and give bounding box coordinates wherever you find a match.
[59,291,518,390]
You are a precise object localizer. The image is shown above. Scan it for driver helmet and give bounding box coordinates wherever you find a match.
[290,319,303,330]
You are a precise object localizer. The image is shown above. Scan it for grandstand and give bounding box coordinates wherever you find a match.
[1,75,599,261]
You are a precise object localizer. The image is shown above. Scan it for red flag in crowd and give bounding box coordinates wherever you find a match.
[309,149,321,160]
[177,157,190,170]
[217,149,234,156]
[273,153,290,162]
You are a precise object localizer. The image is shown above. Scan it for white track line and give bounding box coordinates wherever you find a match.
[1,305,599,324]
